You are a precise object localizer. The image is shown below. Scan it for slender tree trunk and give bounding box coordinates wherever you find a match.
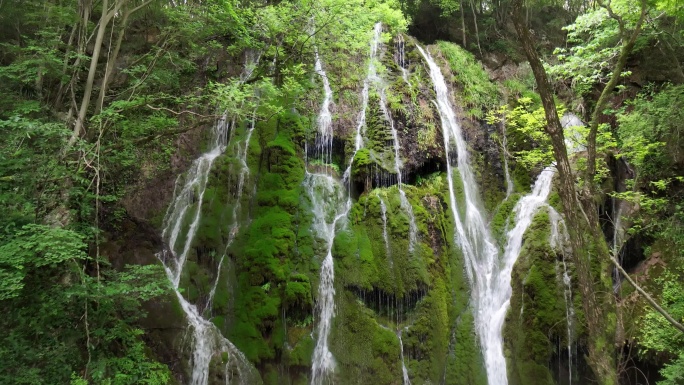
[586,0,647,181]
[96,0,152,114]
[460,0,467,47]
[510,1,618,383]
[469,0,482,56]
[65,0,125,151]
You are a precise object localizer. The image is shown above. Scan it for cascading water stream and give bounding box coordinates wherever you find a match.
[313,49,334,168]
[549,207,574,385]
[495,167,556,380]
[343,23,381,185]
[373,24,417,251]
[398,328,411,385]
[395,34,409,84]
[308,49,341,385]
[306,173,348,385]
[310,24,385,384]
[207,107,259,312]
[417,45,505,384]
[379,195,391,259]
[157,54,262,385]
[501,119,514,199]
[159,117,259,385]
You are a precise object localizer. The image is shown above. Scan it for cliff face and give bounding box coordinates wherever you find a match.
[116,26,600,385]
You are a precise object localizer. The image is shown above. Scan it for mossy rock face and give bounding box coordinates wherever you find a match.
[153,28,553,385]
[504,209,584,385]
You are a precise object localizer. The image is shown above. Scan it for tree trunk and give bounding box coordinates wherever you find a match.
[65,0,125,151]
[460,0,467,47]
[510,1,618,383]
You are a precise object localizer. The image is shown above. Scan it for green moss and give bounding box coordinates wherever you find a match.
[504,209,577,385]
[435,41,501,119]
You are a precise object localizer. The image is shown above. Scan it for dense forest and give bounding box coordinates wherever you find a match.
[0,0,682,384]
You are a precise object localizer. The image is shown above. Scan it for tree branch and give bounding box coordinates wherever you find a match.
[611,255,684,333]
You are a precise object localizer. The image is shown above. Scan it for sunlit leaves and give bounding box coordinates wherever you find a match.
[0,224,85,300]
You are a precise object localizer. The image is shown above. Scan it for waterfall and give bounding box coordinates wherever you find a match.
[417,45,505,384]
[343,22,380,185]
[549,207,574,385]
[497,168,556,381]
[159,118,259,385]
[395,34,409,84]
[158,53,262,385]
[501,119,514,199]
[373,24,418,251]
[308,49,344,385]
[208,107,259,313]
[313,48,334,168]
[310,23,388,384]
[379,195,391,260]
[398,328,411,385]
[306,173,349,385]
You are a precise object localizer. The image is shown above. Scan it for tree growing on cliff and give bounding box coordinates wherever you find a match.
[510,0,684,383]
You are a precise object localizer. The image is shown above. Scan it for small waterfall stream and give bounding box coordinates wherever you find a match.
[379,195,391,259]
[159,116,259,385]
[343,23,381,185]
[395,34,409,84]
[398,328,411,385]
[550,207,574,385]
[306,172,348,385]
[308,46,341,385]
[374,24,418,251]
[158,53,262,385]
[313,48,334,168]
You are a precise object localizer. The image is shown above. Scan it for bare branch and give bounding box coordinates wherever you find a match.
[610,255,684,333]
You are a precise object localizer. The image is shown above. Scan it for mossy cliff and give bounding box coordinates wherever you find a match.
[140,26,621,385]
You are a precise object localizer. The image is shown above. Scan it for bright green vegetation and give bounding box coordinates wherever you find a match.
[504,209,581,385]
[436,41,501,119]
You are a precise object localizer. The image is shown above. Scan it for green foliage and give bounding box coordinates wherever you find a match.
[638,270,684,385]
[487,98,560,169]
[0,224,85,300]
[436,41,500,118]
[549,8,622,96]
[617,84,684,180]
